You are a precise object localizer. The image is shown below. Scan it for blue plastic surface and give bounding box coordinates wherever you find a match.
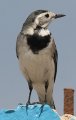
[0,104,60,120]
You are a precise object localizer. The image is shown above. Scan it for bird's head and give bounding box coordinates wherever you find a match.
[22,10,65,34]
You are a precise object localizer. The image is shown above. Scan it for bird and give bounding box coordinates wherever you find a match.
[16,10,65,110]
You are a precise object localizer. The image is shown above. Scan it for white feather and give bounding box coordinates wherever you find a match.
[39,29,50,36]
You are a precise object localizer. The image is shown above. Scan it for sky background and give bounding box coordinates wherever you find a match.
[0,0,76,115]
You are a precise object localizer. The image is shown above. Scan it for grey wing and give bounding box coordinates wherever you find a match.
[16,40,19,59]
[51,39,58,82]
[16,35,20,59]
[53,47,58,82]
[16,33,23,59]
[16,32,28,59]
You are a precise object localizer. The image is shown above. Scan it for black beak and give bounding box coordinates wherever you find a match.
[55,14,66,19]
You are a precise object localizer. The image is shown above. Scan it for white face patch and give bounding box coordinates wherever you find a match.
[35,11,56,28]
[39,29,50,36]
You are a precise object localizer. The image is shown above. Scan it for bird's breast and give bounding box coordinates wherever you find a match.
[26,34,51,54]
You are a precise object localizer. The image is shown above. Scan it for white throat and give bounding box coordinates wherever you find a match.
[38,29,50,36]
[22,26,50,36]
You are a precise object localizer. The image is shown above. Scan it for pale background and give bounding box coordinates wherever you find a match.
[0,0,76,115]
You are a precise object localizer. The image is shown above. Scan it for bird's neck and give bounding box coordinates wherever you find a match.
[21,26,34,35]
[26,28,51,54]
[21,25,50,37]
[37,28,50,37]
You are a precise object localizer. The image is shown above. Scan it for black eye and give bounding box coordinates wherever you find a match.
[45,14,49,18]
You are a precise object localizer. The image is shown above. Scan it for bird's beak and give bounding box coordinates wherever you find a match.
[54,14,66,19]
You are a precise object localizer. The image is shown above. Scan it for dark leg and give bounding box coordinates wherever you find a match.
[52,102,56,109]
[50,98,56,109]
[45,80,49,103]
[39,81,49,116]
[26,80,33,112]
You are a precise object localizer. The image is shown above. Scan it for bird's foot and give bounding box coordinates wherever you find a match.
[30,102,45,117]
[26,101,30,115]
[26,101,46,116]
[39,103,45,117]
[29,102,40,105]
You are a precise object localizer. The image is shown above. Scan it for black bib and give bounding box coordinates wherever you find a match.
[27,34,51,54]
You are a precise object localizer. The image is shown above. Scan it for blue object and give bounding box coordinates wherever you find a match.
[0,104,60,120]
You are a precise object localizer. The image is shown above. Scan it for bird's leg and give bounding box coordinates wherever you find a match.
[45,80,49,103]
[50,97,56,109]
[26,80,33,112]
[27,80,33,104]
[39,81,49,116]
[52,101,56,109]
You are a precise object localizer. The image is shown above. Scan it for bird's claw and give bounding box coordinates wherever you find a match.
[26,101,46,117]
[26,101,30,115]
[39,104,45,117]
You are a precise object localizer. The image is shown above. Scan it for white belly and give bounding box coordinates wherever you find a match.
[19,50,55,104]
[19,50,55,84]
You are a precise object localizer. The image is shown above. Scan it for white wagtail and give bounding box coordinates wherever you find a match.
[16,10,65,110]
